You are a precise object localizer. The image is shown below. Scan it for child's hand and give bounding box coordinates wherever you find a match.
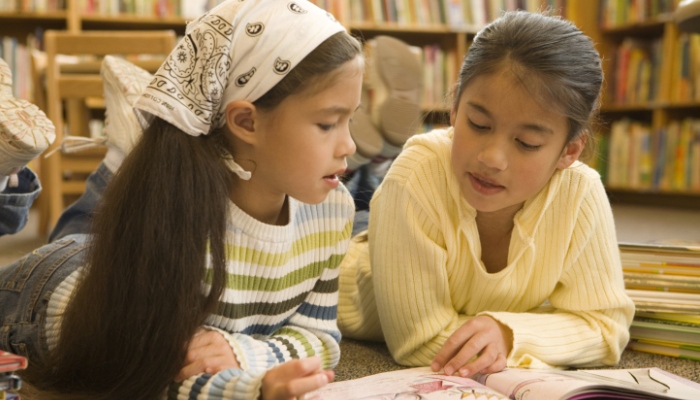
[175,328,240,381]
[430,315,513,377]
[261,356,334,400]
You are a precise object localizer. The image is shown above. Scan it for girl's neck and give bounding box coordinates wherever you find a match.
[475,202,523,231]
[229,180,289,226]
[475,202,523,273]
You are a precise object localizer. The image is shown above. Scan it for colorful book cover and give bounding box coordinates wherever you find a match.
[0,351,27,374]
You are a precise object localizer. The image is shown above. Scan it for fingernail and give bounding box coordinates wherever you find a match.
[459,368,469,377]
[444,367,453,376]
[430,362,439,372]
[319,373,329,384]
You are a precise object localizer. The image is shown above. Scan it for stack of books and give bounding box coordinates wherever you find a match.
[0,350,26,400]
[620,242,700,361]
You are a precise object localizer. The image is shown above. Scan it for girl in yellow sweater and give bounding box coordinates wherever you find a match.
[339,11,635,378]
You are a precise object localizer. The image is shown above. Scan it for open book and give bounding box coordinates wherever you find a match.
[311,366,700,399]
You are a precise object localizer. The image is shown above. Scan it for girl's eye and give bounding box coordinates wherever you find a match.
[516,138,541,151]
[318,123,336,131]
[468,119,489,131]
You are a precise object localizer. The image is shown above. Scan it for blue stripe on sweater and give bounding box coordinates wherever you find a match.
[297,302,337,320]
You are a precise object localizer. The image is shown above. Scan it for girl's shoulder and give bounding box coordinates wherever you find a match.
[387,128,454,183]
[559,161,604,189]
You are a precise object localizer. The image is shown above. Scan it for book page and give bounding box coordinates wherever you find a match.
[574,368,700,400]
[476,367,700,400]
[310,367,509,399]
[474,369,602,400]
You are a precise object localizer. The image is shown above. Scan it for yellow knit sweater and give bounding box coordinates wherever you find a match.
[339,127,635,369]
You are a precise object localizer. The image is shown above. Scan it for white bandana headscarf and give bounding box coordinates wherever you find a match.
[133,0,344,139]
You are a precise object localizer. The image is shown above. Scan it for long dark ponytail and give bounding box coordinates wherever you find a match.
[23,121,230,399]
[21,30,361,399]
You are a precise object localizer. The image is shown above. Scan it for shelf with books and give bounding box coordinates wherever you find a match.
[0,12,67,42]
[0,11,67,21]
[592,0,700,206]
[79,14,188,31]
[8,0,696,207]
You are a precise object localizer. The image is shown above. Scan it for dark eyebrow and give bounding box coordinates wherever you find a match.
[318,104,362,115]
[466,101,553,135]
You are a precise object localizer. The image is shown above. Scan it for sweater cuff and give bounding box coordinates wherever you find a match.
[478,311,558,370]
[203,326,276,372]
[203,326,249,370]
[232,368,265,400]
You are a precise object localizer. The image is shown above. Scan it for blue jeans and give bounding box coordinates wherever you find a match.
[0,164,111,363]
[0,234,88,361]
[49,163,112,242]
[0,168,41,237]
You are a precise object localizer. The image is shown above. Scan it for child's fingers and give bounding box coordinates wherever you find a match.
[284,371,330,398]
[431,325,476,374]
[457,343,505,377]
[443,335,484,376]
[187,330,223,352]
[262,358,336,400]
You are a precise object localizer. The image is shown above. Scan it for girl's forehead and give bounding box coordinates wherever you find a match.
[461,69,565,116]
[294,57,364,99]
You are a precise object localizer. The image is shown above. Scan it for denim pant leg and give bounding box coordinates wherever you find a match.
[0,234,88,363]
[352,210,369,237]
[0,168,41,237]
[49,162,113,242]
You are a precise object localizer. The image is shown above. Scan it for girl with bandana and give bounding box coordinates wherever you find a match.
[338,11,635,378]
[0,1,361,399]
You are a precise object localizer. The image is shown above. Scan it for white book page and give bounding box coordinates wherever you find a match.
[475,369,599,400]
[476,367,700,400]
[310,367,509,400]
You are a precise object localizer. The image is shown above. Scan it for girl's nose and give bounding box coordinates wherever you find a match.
[339,124,357,158]
[477,140,508,171]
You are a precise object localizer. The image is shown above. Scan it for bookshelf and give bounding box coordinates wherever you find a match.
[595,0,700,208]
[0,0,697,207]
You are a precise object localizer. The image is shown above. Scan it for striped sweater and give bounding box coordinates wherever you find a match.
[339,127,635,369]
[46,186,354,399]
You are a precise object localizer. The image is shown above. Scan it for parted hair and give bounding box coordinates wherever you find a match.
[454,11,603,160]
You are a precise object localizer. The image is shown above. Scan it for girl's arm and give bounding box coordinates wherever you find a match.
[370,166,634,370]
[481,179,635,368]
[369,176,470,366]
[168,272,342,399]
[170,203,351,399]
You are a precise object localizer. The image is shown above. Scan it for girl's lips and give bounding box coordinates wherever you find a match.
[468,173,505,195]
[323,174,340,188]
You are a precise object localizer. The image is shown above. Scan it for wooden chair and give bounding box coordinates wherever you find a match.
[40,30,176,236]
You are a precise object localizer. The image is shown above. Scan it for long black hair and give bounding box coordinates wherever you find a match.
[22,30,362,400]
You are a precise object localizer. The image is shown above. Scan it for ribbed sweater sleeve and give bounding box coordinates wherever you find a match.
[338,128,634,371]
[367,147,467,366]
[167,187,353,399]
[482,172,635,368]
[46,187,354,400]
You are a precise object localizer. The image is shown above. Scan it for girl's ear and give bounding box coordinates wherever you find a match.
[224,100,258,145]
[557,134,586,170]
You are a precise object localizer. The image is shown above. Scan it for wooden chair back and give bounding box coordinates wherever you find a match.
[40,30,176,235]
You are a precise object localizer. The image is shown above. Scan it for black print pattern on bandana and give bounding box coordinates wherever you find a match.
[236,67,256,87]
[151,13,234,129]
[288,2,307,14]
[245,22,264,36]
[273,58,291,75]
